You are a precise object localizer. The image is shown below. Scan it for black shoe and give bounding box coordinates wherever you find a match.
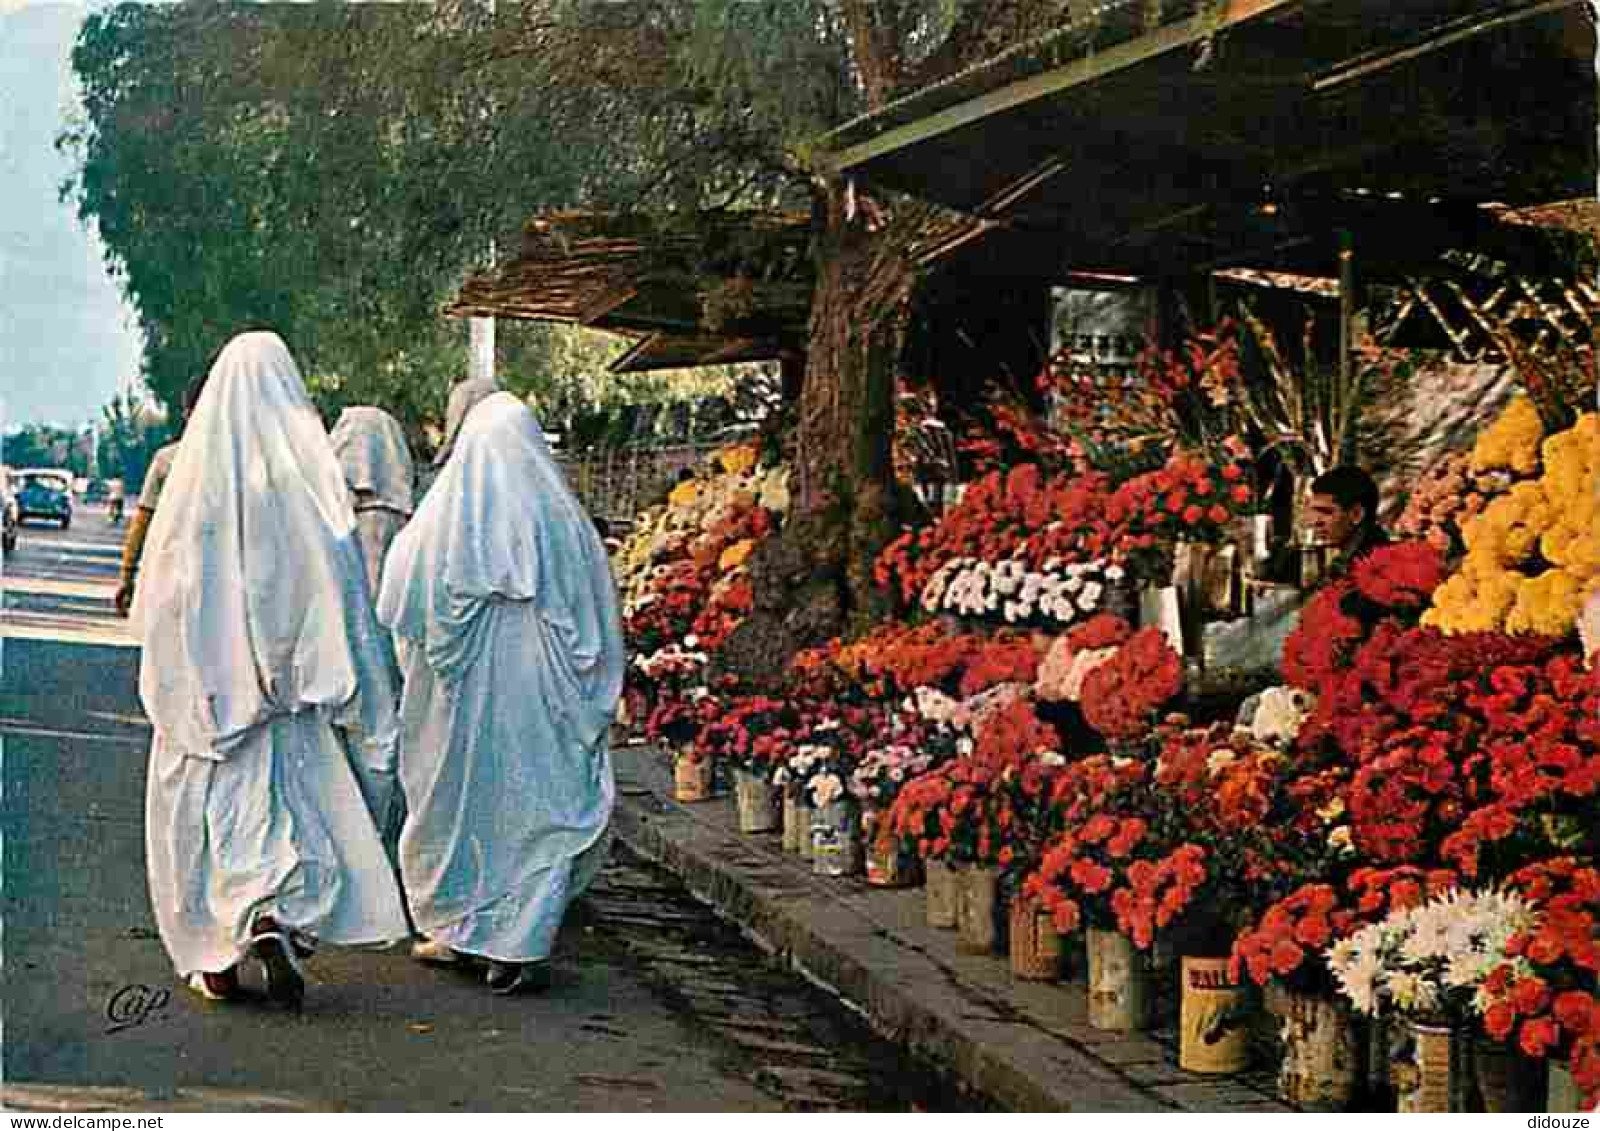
[486,960,552,995]
[250,919,306,1011]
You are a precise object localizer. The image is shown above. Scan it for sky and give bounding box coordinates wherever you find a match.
[0,0,144,430]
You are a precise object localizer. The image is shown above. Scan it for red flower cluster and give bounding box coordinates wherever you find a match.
[1282,541,1448,693]
[1348,540,1447,609]
[1111,451,1255,547]
[695,695,799,773]
[1285,621,1599,877]
[971,697,1060,772]
[1080,628,1184,741]
[1066,613,1133,653]
[645,693,723,751]
[1481,858,1600,1104]
[958,632,1042,698]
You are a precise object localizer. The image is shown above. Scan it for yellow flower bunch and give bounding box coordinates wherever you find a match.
[668,479,701,508]
[718,538,755,572]
[1470,396,1545,476]
[1424,412,1600,636]
[716,444,759,477]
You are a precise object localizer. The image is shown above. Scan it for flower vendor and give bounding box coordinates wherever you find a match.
[1266,465,1391,591]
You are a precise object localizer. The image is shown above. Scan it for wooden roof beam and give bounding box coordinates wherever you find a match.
[825,0,1297,174]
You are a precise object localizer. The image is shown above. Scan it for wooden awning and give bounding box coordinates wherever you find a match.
[607,333,790,374]
[446,209,814,365]
[819,0,1597,279]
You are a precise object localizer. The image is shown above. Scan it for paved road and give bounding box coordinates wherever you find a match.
[1,511,967,1112]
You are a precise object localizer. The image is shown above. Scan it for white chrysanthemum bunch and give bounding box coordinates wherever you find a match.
[1325,889,1541,1018]
[771,743,830,789]
[920,556,1124,627]
[632,643,709,678]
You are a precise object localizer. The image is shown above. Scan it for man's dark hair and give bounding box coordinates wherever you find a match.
[1311,465,1379,521]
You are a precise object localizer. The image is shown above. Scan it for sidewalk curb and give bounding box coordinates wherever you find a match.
[610,744,1291,1113]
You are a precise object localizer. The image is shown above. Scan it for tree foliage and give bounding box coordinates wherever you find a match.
[63,0,1085,640]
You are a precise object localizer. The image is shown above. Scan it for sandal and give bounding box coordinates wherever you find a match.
[250,916,306,1011]
[186,967,244,1002]
[411,937,468,966]
[486,960,552,996]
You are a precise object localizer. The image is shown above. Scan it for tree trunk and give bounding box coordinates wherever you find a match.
[715,186,983,684]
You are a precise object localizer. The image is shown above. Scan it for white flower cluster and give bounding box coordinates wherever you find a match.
[633,643,709,678]
[920,557,1124,627]
[772,743,833,789]
[1325,889,1541,1018]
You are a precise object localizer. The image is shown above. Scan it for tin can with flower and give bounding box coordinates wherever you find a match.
[811,802,862,877]
[673,747,714,802]
[863,809,920,888]
[733,767,779,833]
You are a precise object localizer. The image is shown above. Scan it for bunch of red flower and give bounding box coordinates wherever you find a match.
[1024,793,1211,946]
[1282,541,1447,693]
[971,696,1061,774]
[1230,866,1459,990]
[958,631,1043,698]
[887,769,956,860]
[1286,622,1597,878]
[863,625,980,696]
[625,560,715,656]
[1481,857,1600,1105]
[645,693,723,752]
[1022,757,1173,937]
[1080,627,1184,742]
[690,574,755,652]
[872,463,1129,606]
[695,695,800,774]
[1109,450,1254,548]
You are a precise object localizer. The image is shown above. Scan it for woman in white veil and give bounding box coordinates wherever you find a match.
[329,406,415,599]
[134,331,408,1007]
[378,392,624,994]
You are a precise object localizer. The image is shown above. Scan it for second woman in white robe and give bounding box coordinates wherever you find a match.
[378,392,624,993]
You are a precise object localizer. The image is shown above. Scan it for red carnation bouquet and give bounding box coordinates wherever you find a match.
[1080,627,1185,743]
[1479,857,1600,1106]
[1020,756,1210,947]
[1282,540,1447,692]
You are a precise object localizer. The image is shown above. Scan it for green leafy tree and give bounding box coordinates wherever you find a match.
[64,0,1091,646]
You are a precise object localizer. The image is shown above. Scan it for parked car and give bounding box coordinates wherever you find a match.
[14,471,73,529]
[2,483,16,554]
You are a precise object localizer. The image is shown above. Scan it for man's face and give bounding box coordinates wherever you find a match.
[1305,492,1364,547]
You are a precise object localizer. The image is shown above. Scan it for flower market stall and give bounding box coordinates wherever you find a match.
[613,309,1600,1111]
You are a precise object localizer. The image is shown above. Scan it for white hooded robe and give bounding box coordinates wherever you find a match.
[378,393,624,962]
[135,331,408,976]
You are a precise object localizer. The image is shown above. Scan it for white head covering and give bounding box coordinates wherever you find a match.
[133,331,397,760]
[379,392,624,748]
[433,377,499,468]
[330,406,414,516]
